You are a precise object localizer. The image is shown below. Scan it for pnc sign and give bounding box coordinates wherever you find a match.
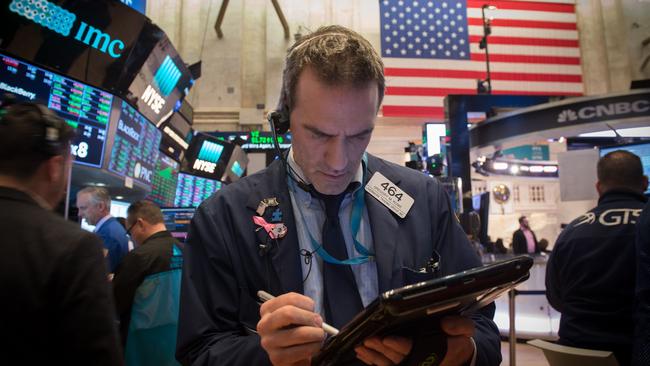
[9,0,126,58]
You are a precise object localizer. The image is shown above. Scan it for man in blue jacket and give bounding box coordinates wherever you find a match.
[176,25,500,366]
[77,186,129,272]
[547,150,648,365]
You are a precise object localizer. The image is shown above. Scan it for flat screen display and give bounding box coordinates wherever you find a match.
[161,207,195,243]
[0,53,111,168]
[424,123,446,157]
[181,133,234,181]
[127,35,194,126]
[158,111,192,163]
[147,154,180,207]
[0,0,149,93]
[107,99,161,186]
[174,172,222,208]
[600,142,650,195]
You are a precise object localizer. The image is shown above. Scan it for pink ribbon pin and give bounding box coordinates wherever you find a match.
[253,216,287,239]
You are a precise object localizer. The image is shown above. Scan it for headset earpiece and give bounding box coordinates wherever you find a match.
[34,104,65,156]
[267,108,290,135]
[0,97,66,156]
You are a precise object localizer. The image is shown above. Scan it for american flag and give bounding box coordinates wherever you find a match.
[379,0,583,119]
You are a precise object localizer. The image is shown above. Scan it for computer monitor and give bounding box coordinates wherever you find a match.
[174,172,223,208]
[161,207,195,243]
[600,141,650,195]
[0,52,113,168]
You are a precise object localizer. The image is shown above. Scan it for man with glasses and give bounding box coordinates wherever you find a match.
[112,200,183,364]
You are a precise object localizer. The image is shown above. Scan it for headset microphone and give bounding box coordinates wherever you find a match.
[267,110,313,193]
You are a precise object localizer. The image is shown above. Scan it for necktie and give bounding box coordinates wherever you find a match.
[318,191,364,329]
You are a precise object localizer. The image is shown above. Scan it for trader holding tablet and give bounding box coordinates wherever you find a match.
[176,25,500,365]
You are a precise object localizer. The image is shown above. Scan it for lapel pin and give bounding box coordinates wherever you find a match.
[256,197,280,216]
[253,216,288,240]
[271,208,283,223]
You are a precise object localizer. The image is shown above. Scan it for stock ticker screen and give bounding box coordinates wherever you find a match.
[147,153,180,207]
[107,100,161,186]
[174,172,222,208]
[0,53,111,167]
[161,207,195,243]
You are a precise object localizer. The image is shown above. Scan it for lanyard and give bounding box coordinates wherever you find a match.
[289,174,374,266]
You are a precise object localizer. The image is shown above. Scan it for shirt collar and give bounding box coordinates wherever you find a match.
[94,215,112,232]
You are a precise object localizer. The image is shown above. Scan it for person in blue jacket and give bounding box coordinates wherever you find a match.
[176,25,500,366]
[547,150,648,365]
[77,186,129,272]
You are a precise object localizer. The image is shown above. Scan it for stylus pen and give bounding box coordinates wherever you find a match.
[257,290,340,336]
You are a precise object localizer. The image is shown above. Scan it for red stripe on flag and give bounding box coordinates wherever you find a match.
[468,35,579,47]
[386,86,582,97]
[382,106,445,118]
[385,69,582,82]
[467,0,574,13]
[387,86,477,95]
[471,53,581,65]
[467,17,577,30]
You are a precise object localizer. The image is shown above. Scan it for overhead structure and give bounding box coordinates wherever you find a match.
[214,0,290,39]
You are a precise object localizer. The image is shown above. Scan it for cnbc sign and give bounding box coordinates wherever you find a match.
[141,55,182,114]
[9,0,126,58]
[193,140,224,174]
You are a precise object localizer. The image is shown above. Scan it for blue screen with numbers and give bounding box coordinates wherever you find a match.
[0,52,111,168]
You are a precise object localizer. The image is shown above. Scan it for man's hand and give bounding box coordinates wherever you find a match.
[440,316,475,366]
[257,292,326,366]
[354,336,413,365]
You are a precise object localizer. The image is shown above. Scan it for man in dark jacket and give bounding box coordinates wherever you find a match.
[113,200,183,365]
[546,150,648,366]
[0,100,123,365]
[634,199,650,366]
[176,25,500,366]
[512,216,539,254]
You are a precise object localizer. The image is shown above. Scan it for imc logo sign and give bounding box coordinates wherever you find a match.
[141,56,182,114]
[193,140,224,174]
[9,0,125,58]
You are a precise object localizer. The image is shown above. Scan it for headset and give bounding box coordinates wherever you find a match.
[267,86,314,193]
[0,94,67,156]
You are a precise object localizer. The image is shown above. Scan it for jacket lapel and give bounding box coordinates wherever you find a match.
[245,161,303,295]
[365,156,402,293]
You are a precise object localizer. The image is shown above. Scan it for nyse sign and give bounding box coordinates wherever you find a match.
[193,159,216,174]
[141,84,165,114]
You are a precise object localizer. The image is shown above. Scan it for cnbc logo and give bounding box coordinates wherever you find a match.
[141,56,181,115]
[9,0,125,58]
[193,140,224,174]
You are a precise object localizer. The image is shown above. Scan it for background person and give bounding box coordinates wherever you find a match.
[546,150,648,365]
[0,99,123,365]
[512,216,539,255]
[77,186,129,272]
[113,200,183,365]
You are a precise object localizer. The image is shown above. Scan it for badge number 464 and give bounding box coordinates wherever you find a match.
[365,172,414,219]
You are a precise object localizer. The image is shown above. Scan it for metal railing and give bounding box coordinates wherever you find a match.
[508,289,547,366]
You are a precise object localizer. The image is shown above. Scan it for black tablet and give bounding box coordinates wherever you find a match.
[312,256,534,366]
